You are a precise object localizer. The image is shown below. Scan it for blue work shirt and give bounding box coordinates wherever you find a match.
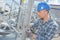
[31,18,58,40]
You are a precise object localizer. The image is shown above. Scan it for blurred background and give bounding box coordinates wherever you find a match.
[0,0,60,40]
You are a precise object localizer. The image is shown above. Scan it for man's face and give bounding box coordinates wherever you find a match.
[37,10,48,18]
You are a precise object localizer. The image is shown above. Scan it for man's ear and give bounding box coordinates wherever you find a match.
[47,10,49,13]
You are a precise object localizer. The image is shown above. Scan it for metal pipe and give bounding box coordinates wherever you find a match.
[16,0,34,40]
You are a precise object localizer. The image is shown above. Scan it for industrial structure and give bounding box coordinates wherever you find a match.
[0,0,60,40]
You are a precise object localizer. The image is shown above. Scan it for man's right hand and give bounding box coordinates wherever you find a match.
[32,34,36,40]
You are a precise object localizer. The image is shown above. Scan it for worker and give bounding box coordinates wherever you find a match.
[30,2,58,40]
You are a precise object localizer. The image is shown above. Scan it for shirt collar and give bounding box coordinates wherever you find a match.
[39,18,52,24]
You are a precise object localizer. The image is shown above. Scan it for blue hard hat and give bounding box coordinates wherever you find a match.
[37,2,50,12]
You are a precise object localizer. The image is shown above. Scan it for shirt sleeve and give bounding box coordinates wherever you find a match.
[44,23,58,40]
[30,20,39,34]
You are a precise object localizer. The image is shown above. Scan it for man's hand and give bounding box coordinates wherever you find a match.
[32,34,36,40]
